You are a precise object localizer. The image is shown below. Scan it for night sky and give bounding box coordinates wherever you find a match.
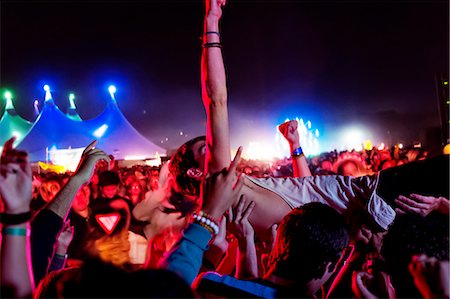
[1,0,448,154]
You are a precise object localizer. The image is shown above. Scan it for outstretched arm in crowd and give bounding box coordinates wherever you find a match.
[0,138,34,298]
[202,0,230,175]
[31,140,110,283]
[278,120,312,177]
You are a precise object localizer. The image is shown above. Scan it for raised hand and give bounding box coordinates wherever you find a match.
[73,140,110,185]
[395,194,447,217]
[55,220,74,254]
[409,254,450,299]
[278,120,300,148]
[201,147,244,220]
[206,0,226,21]
[227,196,255,243]
[0,137,32,214]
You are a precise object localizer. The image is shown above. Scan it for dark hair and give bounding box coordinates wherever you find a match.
[169,136,206,199]
[269,203,350,283]
[381,212,449,298]
[35,259,194,298]
[98,170,121,187]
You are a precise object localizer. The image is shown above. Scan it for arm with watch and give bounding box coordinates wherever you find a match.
[0,137,35,298]
[278,120,312,177]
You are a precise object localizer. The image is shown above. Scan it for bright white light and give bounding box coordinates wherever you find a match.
[378,143,385,150]
[124,155,147,161]
[244,141,275,161]
[315,129,320,137]
[180,131,184,136]
[48,147,84,172]
[340,127,367,151]
[69,93,76,109]
[4,91,12,100]
[108,85,117,94]
[12,131,21,139]
[44,85,52,101]
[398,143,403,149]
[93,124,108,138]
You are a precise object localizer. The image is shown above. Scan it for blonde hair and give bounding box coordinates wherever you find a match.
[90,230,131,267]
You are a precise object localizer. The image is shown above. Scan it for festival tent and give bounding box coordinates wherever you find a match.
[17,95,94,162]
[81,93,166,160]
[16,86,166,162]
[0,95,34,148]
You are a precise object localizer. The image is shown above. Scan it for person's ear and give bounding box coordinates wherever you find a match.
[186,167,203,180]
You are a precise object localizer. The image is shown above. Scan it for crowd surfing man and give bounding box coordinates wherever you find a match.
[166,0,449,242]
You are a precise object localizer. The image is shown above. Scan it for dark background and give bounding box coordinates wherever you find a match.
[1,0,448,153]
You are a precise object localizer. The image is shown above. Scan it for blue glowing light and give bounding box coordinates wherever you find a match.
[108,85,117,94]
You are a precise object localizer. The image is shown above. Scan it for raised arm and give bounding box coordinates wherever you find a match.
[278,120,312,177]
[0,138,34,298]
[202,0,230,174]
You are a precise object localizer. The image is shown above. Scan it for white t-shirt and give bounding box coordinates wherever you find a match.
[245,174,395,230]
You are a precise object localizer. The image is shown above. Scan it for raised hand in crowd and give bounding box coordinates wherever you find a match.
[0,137,35,298]
[352,270,394,299]
[408,254,450,299]
[395,193,449,217]
[47,220,74,274]
[201,147,244,220]
[278,120,312,177]
[227,196,257,279]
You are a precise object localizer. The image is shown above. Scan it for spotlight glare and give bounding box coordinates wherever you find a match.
[108,85,117,94]
[69,93,75,101]
[43,85,50,92]
[4,91,12,100]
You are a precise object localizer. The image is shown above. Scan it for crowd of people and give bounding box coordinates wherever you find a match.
[1,0,449,298]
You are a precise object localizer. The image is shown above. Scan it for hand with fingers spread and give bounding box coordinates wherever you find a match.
[73,140,110,185]
[409,254,450,299]
[394,193,449,217]
[201,147,244,220]
[0,137,33,214]
[228,196,258,279]
[227,196,255,245]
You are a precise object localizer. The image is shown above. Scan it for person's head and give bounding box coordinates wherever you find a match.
[39,175,62,202]
[169,136,206,200]
[34,259,194,298]
[72,185,90,214]
[381,212,449,298]
[98,170,121,199]
[267,203,349,295]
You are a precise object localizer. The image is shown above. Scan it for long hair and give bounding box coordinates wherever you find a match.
[169,136,206,199]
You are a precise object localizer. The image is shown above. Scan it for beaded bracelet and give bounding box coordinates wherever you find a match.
[192,212,219,235]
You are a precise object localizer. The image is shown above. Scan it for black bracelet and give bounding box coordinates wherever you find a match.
[203,42,222,48]
[0,211,32,225]
[204,31,220,37]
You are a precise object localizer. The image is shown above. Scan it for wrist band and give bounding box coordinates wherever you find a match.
[0,211,32,225]
[2,227,29,236]
[291,147,304,158]
[202,42,222,48]
[204,31,220,37]
[192,211,219,235]
[55,253,68,259]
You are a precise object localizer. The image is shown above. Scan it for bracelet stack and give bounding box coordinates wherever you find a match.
[192,211,219,236]
[291,146,304,158]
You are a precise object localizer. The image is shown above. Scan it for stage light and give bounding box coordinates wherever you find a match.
[4,91,12,100]
[93,124,109,138]
[108,85,117,94]
[43,85,50,92]
[69,93,76,108]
